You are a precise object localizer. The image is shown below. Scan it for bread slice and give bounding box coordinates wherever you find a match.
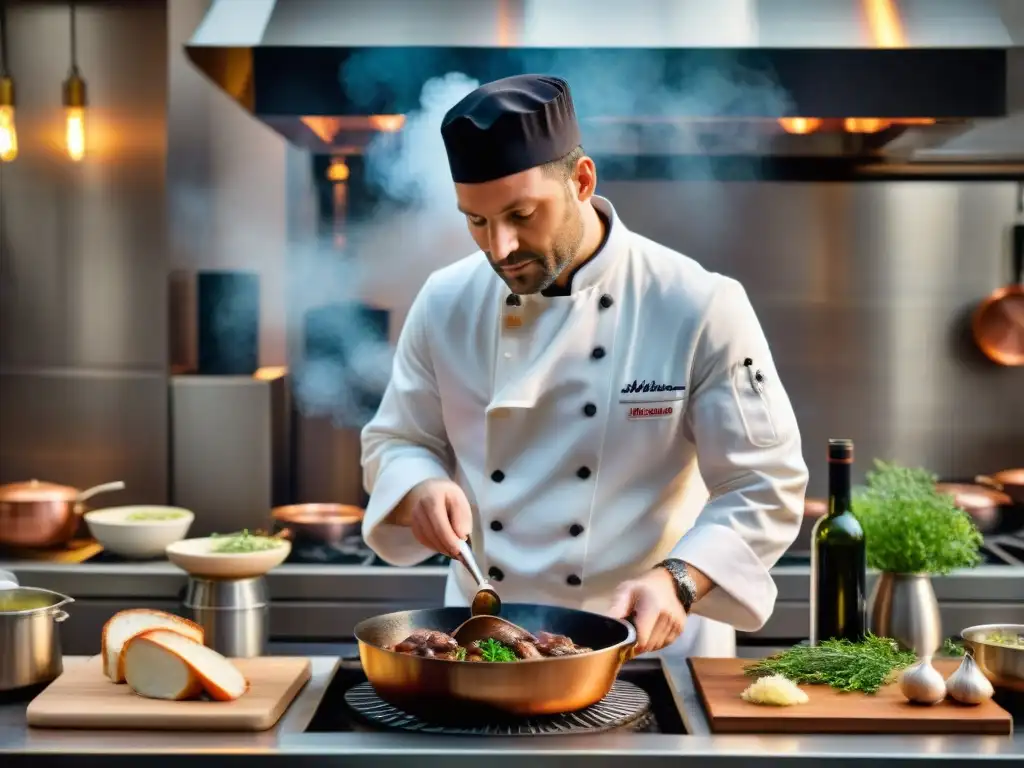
[121,631,204,701]
[123,628,249,702]
[100,609,204,683]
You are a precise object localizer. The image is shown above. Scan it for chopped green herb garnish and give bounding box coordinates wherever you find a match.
[942,638,966,656]
[210,529,284,554]
[744,634,916,694]
[453,646,467,661]
[477,638,517,663]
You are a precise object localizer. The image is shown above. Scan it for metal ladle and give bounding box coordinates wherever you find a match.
[456,540,502,616]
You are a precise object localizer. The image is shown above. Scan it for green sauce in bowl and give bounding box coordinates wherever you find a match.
[126,510,188,522]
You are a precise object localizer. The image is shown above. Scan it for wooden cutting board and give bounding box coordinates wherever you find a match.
[26,655,311,731]
[690,657,1012,735]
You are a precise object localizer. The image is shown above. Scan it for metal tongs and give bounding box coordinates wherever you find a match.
[456,540,502,616]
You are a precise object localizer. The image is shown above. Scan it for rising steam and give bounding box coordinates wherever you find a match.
[290,49,792,428]
[290,71,481,428]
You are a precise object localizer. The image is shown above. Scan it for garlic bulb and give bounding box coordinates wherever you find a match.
[945,653,994,705]
[899,657,947,705]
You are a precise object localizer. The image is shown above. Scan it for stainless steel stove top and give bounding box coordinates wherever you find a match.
[305,657,686,736]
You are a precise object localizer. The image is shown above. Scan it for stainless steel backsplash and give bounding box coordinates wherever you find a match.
[0,0,169,502]
[297,180,1024,504]
[602,180,1024,495]
[0,0,1019,507]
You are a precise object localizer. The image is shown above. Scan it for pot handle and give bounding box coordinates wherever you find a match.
[51,610,70,624]
[76,481,126,504]
[620,612,639,662]
[48,593,75,614]
[0,569,17,590]
[974,475,1004,492]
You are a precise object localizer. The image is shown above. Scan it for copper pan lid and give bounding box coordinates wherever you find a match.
[0,480,80,503]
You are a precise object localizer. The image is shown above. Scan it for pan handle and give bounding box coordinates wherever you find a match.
[1012,223,1023,285]
[620,612,639,662]
[975,474,1004,492]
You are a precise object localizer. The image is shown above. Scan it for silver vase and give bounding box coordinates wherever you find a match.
[868,572,942,656]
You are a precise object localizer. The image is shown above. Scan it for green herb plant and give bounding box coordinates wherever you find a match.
[851,460,983,575]
[477,638,517,663]
[744,634,916,694]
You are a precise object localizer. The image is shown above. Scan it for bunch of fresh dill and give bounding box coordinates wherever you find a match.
[852,460,983,575]
[744,634,916,694]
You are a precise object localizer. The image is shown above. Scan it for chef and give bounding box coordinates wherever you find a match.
[361,74,808,657]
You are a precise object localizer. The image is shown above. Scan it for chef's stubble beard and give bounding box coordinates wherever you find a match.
[501,195,585,295]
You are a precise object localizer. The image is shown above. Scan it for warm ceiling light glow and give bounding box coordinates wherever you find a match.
[253,367,288,381]
[863,0,906,48]
[497,0,513,46]
[301,116,343,144]
[844,118,891,133]
[327,157,350,182]
[370,114,405,132]
[778,117,823,135]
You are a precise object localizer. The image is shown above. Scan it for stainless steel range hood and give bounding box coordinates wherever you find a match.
[185,0,1024,179]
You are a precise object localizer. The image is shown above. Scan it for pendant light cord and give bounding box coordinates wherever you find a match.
[69,0,79,75]
[0,3,10,78]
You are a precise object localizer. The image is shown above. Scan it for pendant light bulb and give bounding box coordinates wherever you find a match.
[0,76,16,163]
[63,71,86,163]
[63,1,86,163]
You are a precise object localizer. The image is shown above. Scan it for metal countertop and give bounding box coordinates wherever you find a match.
[1,647,1021,767]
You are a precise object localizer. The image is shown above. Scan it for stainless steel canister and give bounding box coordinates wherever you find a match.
[183,576,268,657]
[0,586,74,691]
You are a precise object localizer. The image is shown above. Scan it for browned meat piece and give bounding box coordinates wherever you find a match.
[390,629,460,659]
[510,639,543,659]
[482,623,538,647]
[534,631,591,656]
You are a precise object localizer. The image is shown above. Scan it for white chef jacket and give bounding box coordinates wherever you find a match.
[361,196,808,656]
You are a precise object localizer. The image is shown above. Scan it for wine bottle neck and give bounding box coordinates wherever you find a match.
[828,459,852,516]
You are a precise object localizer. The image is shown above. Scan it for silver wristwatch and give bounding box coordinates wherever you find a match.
[655,558,697,612]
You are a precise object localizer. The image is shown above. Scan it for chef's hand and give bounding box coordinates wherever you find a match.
[397,479,472,558]
[609,568,687,655]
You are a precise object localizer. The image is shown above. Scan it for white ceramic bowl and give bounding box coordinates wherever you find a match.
[165,535,291,579]
[84,506,195,559]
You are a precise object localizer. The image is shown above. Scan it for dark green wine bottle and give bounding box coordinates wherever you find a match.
[809,438,866,645]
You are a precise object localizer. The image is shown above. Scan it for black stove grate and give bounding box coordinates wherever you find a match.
[343,679,652,736]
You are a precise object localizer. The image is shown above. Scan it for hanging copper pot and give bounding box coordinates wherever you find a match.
[972,222,1024,367]
[0,480,125,549]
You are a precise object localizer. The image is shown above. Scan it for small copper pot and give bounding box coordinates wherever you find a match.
[0,480,126,549]
[271,503,365,546]
[936,482,1012,534]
